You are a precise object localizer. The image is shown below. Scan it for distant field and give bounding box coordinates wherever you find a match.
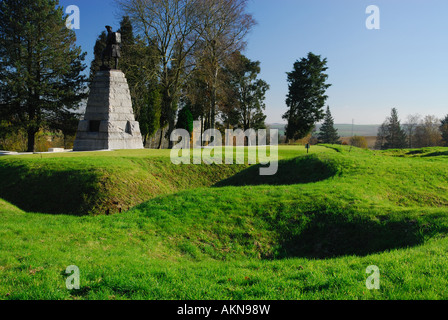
[269,123,380,138]
[1,146,448,300]
[341,136,377,149]
[331,124,380,137]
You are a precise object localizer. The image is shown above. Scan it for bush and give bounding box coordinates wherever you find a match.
[350,136,368,149]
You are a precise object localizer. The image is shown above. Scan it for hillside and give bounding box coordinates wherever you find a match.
[1,146,448,299]
[0,150,248,215]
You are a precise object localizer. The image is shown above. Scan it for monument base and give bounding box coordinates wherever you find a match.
[73,70,144,151]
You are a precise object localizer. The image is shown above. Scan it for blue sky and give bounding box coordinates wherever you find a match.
[60,0,448,125]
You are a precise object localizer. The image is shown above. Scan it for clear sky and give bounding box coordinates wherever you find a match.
[60,0,448,125]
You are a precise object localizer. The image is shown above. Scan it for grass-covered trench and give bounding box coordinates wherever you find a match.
[1,145,448,300]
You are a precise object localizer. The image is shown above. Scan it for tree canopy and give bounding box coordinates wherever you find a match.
[0,0,88,152]
[221,52,269,131]
[117,0,256,148]
[283,52,331,142]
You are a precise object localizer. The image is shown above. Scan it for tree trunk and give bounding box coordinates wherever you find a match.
[203,111,210,146]
[157,128,163,149]
[27,129,36,152]
[167,100,176,149]
[143,134,147,148]
[210,65,219,131]
[168,117,175,149]
[201,115,204,147]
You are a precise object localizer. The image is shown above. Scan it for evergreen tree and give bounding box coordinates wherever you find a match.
[318,106,340,144]
[223,52,269,131]
[139,84,162,147]
[283,52,331,142]
[118,16,161,145]
[0,0,88,152]
[384,108,407,149]
[176,105,194,134]
[89,31,107,80]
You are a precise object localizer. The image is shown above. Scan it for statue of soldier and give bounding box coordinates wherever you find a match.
[101,26,121,70]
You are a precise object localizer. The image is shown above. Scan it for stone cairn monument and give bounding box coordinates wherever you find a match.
[73,26,144,151]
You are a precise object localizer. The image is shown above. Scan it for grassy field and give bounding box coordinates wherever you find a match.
[1,145,448,300]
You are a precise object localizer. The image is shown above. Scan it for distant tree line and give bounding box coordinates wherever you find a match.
[279,51,448,152]
[375,108,448,150]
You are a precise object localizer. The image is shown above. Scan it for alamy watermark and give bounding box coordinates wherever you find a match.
[170,121,279,176]
[366,265,380,290]
[366,5,380,30]
[66,265,80,290]
[65,5,80,30]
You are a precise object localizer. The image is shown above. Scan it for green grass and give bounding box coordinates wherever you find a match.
[1,145,448,300]
[0,149,251,215]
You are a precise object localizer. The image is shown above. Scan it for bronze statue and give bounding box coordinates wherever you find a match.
[101,26,121,70]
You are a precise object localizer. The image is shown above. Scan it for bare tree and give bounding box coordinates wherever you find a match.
[374,121,388,150]
[414,115,442,148]
[404,114,421,148]
[197,0,256,130]
[426,115,442,146]
[117,0,209,148]
[117,0,254,147]
[440,114,448,146]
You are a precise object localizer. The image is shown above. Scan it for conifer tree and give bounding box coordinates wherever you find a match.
[0,0,88,152]
[376,109,408,150]
[384,108,407,149]
[283,52,331,142]
[176,105,194,134]
[318,106,340,144]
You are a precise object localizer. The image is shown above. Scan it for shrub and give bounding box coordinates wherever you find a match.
[350,136,368,149]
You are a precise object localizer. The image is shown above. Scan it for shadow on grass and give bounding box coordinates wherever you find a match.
[214,155,339,187]
[273,211,447,259]
[0,163,100,215]
[406,150,426,156]
[422,151,448,157]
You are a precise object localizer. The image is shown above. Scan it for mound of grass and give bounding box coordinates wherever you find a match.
[0,146,330,216]
[1,145,448,299]
[0,198,23,214]
[0,151,249,215]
